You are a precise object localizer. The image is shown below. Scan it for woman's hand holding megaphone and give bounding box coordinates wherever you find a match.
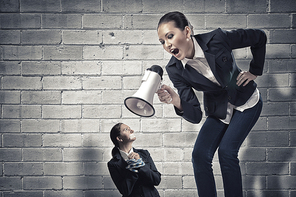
[157,84,183,111]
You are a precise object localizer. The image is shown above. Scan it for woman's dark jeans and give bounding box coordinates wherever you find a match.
[192,97,263,197]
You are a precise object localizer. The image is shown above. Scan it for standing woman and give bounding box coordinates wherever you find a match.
[156,11,266,197]
[107,123,161,197]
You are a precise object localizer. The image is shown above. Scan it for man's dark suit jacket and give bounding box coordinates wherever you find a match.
[166,28,267,124]
[107,147,161,197]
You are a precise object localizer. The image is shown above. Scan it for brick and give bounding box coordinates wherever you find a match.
[270,30,296,44]
[62,61,101,75]
[142,119,181,132]
[3,76,42,90]
[270,0,296,13]
[3,46,42,60]
[22,61,61,75]
[185,1,225,13]
[63,30,102,44]
[132,133,162,147]
[44,190,84,197]
[64,148,104,161]
[61,0,101,13]
[23,177,62,189]
[0,91,20,104]
[185,15,206,31]
[22,30,61,44]
[0,30,20,44]
[21,0,60,12]
[268,116,296,130]
[85,190,121,197]
[293,14,296,28]
[3,191,44,197]
[0,120,20,132]
[42,14,82,29]
[22,91,61,104]
[44,46,83,60]
[157,176,182,189]
[83,14,123,29]
[101,61,142,75]
[261,102,289,116]
[103,0,142,13]
[268,59,296,73]
[4,162,43,175]
[0,61,21,75]
[83,45,123,60]
[0,149,21,161]
[84,162,109,175]
[62,90,102,104]
[164,189,197,197]
[243,175,266,189]
[246,162,289,175]
[124,14,161,29]
[269,88,296,101]
[0,0,20,12]
[100,119,141,133]
[82,76,121,89]
[83,105,121,118]
[238,147,266,161]
[83,133,110,147]
[163,133,197,147]
[64,176,103,189]
[103,30,142,44]
[43,134,82,147]
[291,103,296,116]
[43,76,82,90]
[143,30,160,45]
[266,44,291,59]
[291,163,296,175]
[256,74,289,87]
[206,15,247,29]
[42,105,81,118]
[226,0,267,13]
[0,177,22,190]
[248,131,289,147]
[22,119,60,133]
[61,119,100,133]
[23,148,62,161]
[164,148,184,161]
[292,45,296,58]
[142,0,183,13]
[267,148,296,161]
[0,14,41,29]
[3,105,41,119]
[44,162,83,175]
[122,76,142,89]
[248,14,291,28]
[247,191,288,197]
[3,134,42,147]
[124,45,163,59]
[267,176,296,189]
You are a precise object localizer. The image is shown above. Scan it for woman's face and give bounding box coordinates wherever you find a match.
[118,124,136,143]
[157,21,193,60]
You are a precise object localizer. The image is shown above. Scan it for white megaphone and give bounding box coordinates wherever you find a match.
[124,65,163,117]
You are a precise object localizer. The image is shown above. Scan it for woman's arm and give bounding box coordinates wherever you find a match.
[138,151,161,186]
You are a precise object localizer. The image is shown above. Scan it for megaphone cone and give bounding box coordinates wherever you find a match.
[124,65,163,117]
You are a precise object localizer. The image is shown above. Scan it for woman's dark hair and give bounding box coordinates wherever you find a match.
[110,123,123,157]
[110,123,122,148]
[157,11,193,34]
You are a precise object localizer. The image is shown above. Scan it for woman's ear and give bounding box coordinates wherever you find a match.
[116,136,123,142]
[185,26,191,38]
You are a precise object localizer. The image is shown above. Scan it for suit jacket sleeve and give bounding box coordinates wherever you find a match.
[166,67,203,124]
[108,160,139,196]
[219,28,267,76]
[138,150,161,186]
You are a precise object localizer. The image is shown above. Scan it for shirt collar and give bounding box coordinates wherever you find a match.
[119,147,134,161]
[181,37,205,68]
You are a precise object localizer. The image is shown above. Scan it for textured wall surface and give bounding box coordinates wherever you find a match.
[0,0,296,196]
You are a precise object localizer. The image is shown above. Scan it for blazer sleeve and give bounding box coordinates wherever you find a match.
[138,150,161,186]
[166,66,203,124]
[219,28,267,76]
[107,160,139,196]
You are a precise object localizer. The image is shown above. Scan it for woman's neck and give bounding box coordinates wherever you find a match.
[119,143,133,154]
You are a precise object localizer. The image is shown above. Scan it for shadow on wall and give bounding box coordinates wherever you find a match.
[240,74,295,197]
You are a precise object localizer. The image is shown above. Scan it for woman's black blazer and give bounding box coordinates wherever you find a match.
[166,28,267,124]
[107,147,161,197]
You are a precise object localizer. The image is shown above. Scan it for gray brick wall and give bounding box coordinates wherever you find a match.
[0,0,295,196]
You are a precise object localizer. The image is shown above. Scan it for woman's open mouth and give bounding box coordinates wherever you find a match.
[170,48,179,56]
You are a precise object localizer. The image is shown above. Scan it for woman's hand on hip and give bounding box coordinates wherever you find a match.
[236,71,257,86]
